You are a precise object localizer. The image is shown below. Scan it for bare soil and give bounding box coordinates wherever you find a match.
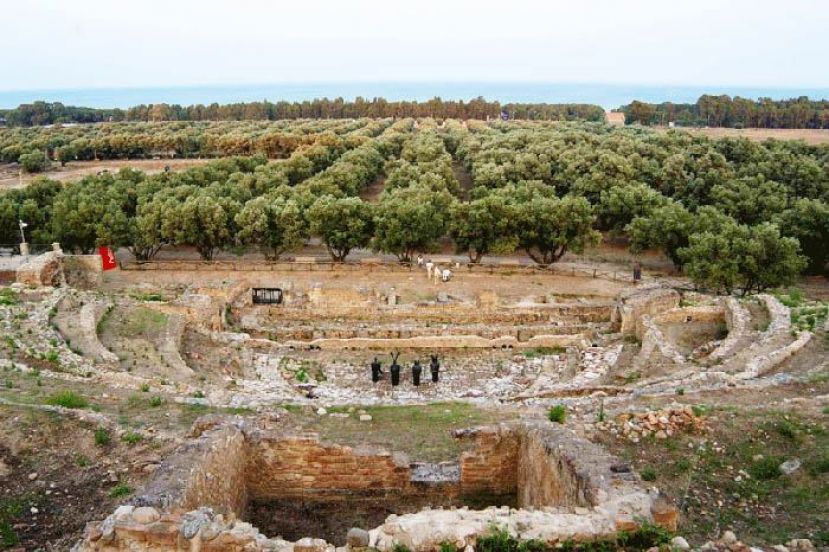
[0,158,211,190]
[653,127,829,145]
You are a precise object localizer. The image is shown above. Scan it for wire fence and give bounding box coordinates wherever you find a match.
[0,243,54,256]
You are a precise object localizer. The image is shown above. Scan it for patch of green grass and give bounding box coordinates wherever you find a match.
[109,484,133,498]
[45,349,59,364]
[121,431,143,445]
[0,288,19,306]
[547,404,567,424]
[140,383,150,393]
[124,307,168,336]
[623,371,641,384]
[94,427,111,446]
[148,396,163,407]
[45,389,89,409]
[523,346,566,359]
[133,292,165,302]
[640,467,657,481]
[691,404,708,417]
[0,497,25,548]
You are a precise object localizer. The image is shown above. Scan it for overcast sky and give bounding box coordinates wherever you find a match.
[2,0,828,91]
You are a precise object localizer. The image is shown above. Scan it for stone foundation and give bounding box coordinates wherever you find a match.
[77,417,676,551]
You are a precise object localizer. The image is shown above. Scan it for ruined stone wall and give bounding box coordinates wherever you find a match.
[517,430,588,508]
[179,426,249,516]
[64,255,103,287]
[611,287,680,335]
[636,305,725,341]
[16,251,64,287]
[284,333,587,351]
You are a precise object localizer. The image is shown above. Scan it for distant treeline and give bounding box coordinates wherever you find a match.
[619,95,829,129]
[0,98,606,127]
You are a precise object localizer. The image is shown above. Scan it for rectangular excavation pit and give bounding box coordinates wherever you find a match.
[110,419,673,551]
[241,432,519,545]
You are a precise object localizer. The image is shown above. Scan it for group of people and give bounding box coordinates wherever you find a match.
[370,352,441,386]
[416,255,453,283]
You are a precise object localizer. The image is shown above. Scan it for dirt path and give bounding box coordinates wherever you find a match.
[0,158,212,189]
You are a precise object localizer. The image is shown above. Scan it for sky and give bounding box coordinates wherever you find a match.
[2,0,828,91]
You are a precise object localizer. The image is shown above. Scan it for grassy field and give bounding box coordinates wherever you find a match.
[596,404,829,547]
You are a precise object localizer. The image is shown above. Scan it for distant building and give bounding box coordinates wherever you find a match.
[605,111,626,126]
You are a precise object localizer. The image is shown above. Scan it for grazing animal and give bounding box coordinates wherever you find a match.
[433,266,441,285]
[426,261,434,279]
[441,269,452,282]
[417,255,424,267]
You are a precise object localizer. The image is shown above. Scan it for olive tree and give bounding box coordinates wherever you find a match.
[449,194,514,263]
[235,196,306,260]
[372,187,454,262]
[513,195,600,266]
[308,196,374,262]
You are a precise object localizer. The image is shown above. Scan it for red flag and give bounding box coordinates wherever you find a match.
[99,246,117,271]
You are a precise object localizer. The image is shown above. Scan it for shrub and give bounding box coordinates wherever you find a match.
[392,544,412,552]
[640,467,657,481]
[140,383,150,393]
[109,484,133,498]
[547,405,566,424]
[94,428,111,446]
[19,151,49,173]
[3,380,11,389]
[149,396,163,407]
[193,390,205,398]
[45,390,88,409]
[439,542,459,552]
[476,526,514,552]
[0,288,18,306]
[45,350,60,364]
[616,521,672,550]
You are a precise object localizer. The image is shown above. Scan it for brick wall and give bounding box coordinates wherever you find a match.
[457,426,520,501]
[246,433,412,501]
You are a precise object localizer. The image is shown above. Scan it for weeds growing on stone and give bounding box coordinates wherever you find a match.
[547,405,566,424]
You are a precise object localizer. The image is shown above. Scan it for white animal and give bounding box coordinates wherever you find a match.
[441,269,453,282]
[433,266,441,285]
[426,261,434,279]
[417,255,424,267]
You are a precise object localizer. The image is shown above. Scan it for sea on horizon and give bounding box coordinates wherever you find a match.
[1,82,828,111]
